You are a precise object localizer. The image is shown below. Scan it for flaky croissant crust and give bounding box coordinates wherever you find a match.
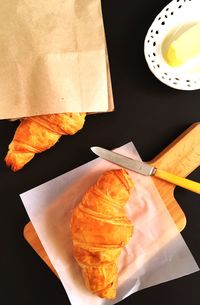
[70,169,134,299]
[5,112,86,171]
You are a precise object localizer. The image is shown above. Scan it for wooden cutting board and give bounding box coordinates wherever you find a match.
[23,122,200,276]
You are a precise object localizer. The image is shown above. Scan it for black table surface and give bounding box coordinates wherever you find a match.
[0,1,200,305]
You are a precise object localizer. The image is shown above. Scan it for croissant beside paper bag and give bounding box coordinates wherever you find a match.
[5,112,86,171]
[70,169,134,299]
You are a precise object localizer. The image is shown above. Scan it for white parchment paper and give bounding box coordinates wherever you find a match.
[20,143,199,305]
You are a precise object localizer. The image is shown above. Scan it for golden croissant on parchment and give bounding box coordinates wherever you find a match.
[70,169,134,299]
[5,113,86,171]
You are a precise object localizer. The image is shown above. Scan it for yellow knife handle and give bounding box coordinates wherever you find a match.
[155,168,200,195]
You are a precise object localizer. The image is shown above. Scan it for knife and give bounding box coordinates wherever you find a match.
[91,146,200,195]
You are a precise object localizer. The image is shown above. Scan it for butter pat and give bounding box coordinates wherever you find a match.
[166,23,200,67]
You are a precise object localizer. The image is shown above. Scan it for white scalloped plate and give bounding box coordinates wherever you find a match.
[144,0,200,90]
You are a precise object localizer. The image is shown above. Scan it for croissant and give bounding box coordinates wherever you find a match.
[5,112,86,172]
[70,169,134,299]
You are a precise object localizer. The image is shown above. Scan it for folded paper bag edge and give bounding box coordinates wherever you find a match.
[0,0,114,119]
[0,48,114,119]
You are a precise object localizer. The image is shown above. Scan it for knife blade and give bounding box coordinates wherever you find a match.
[91,146,156,176]
[90,146,200,195]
